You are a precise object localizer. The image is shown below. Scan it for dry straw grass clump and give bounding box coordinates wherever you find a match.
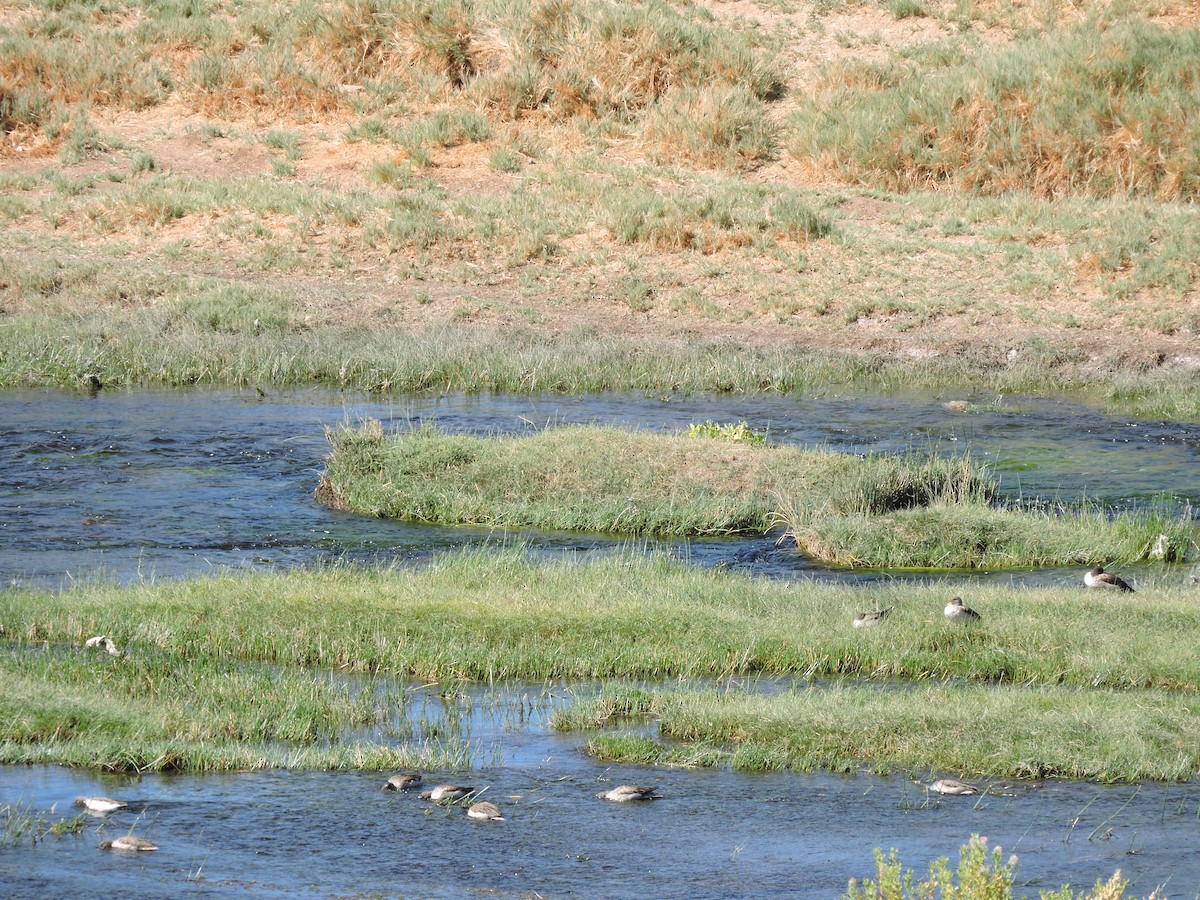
[3,0,787,158]
[790,13,1200,199]
[309,0,786,136]
[311,0,479,86]
[471,0,785,120]
[644,84,778,170]
[602,182,832,252]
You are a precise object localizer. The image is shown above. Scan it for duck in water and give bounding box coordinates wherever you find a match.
[466,801,505,821]
[928,779,978,796]
[383,773,423,792]
[419,784,476,803]
[99,835,157,851]
[74,797,128,814]
[596,785,661,802]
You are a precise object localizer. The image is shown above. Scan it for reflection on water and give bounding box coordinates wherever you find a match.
[2,682,1198,899]
[1,387,1197,589]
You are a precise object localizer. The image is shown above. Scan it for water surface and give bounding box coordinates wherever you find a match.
[2,387,1197,589]
[2,682,1198,899]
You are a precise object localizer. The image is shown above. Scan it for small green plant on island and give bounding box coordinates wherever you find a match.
[684,420,766,444]
[844,835,1135,900]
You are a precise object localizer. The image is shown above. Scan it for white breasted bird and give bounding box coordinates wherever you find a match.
[74,796,128,814]
[944,597,981,622]
[99,835,157,851]
[928,779,978,796]
[419,784,476,803]
[383,773,423,792]
[1084,565,1134,592]
[466,801,505,821]
[84,635,120,655]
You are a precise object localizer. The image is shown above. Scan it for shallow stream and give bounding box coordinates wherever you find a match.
[3,682,1200,899]
[2,387,1198,588]
[2,387,1199,897]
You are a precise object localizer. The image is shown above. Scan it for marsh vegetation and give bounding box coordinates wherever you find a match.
[844,835,1133,900]
[2,550,1198,782]
[319,421,1196,568]
[1,798,87,847]
[3,0,1199,890]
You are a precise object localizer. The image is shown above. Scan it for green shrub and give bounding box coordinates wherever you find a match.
[685,420,766,444]
[845,835,1130,900]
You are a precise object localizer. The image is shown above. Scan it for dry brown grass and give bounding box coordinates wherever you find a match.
[1,0,1199,379]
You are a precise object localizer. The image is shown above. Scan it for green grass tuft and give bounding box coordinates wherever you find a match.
[2,799,88,847]
[557,681,1200,782]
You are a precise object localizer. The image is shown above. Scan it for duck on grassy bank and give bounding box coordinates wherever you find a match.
[853,608,891,628]
[944,597,981,623]
[596,785,661,802]
[84,635,120,655]
[1084,565,1134,592]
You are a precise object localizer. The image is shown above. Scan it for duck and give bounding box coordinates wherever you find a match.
[74,796,128,814]
[383,773,423,792]
[466,801,505,821]
[853,608,892,628]
[928,779,978,796]
[419,784,476,803]
[84,635,120,655]
[99,835,158,852]
[944,597,981,622]
[1083,565,1134,592]
[596,784,661,802]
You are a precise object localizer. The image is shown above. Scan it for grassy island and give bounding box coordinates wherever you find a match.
[318,421,1196,569]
